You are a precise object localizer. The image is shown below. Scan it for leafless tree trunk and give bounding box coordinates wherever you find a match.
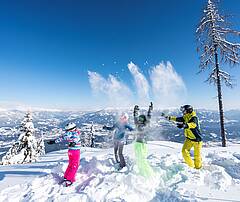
[196,0,240,147]
[214,44,226,146]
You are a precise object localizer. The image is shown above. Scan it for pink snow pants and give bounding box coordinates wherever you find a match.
[64,149,80,182]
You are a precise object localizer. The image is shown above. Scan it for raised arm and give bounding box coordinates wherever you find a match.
[147,102,153,120]
[133,105,139,125]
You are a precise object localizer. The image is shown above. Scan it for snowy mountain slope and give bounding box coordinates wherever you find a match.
[0,141,240,202]
[1,109,240,156]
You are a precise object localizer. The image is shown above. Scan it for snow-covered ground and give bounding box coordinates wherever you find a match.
[0,141,240,202]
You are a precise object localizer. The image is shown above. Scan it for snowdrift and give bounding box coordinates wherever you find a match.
[0,141,240,202]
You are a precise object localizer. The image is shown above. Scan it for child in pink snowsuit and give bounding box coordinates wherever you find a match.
[47,122,81,186]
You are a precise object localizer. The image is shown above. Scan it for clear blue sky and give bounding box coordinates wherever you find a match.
[0,0,240,110]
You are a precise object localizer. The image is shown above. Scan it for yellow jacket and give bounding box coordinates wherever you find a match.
[170,111,202,142]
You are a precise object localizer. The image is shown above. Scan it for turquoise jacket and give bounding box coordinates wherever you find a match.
[55,128,81,150]
[105,122,134,140]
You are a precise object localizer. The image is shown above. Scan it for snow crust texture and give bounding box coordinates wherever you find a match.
[0,141,240,202]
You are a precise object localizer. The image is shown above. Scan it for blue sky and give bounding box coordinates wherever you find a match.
[0,0,240,110]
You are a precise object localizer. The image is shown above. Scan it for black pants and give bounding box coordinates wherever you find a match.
[114,140,126,168]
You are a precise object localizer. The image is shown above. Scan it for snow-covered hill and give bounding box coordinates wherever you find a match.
[1,109,240,164]
[1,109,240,145]
[0,141,240,202]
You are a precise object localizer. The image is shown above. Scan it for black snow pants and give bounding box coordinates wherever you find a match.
[114,139,126,168]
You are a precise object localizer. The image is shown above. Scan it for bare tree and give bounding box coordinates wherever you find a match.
[196,0,240,147]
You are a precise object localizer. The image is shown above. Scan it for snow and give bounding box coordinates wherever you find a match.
[0,104,63,112]
[0,141,240,202]
[210,133,217,138]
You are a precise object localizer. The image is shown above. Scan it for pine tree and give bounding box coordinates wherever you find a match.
[90,124,95,148]
[80,123,95,147]
[2,112,45,164]
[196,0,240,147]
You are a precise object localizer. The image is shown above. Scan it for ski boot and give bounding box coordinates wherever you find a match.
[62,179,73,187]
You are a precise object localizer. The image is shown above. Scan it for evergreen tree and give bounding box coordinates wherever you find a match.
[90,124,95,148]
[196,0,240,147]
[80,123,95,147]
[2,112,45,164]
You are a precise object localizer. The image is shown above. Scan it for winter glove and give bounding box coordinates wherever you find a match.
[134,105,139,117]
[69,142,76,147]
[161,112,166,117]
[177,123,188,129]
[161,113,170,120]
[47,140,55,145]
[134,105,139,111]
[176,123,183,128]
[149,102,153,111]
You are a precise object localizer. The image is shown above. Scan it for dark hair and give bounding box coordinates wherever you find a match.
[138,114,147,123]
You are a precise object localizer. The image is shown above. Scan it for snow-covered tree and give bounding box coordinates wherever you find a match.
[89,124,95,148]
[81,124,95,147]
[2,112,45,164]
[196,0,240,147]
[35,137,45,156]
[80,123,96,147]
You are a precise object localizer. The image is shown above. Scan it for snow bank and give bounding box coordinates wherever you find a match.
[0,141,240,202]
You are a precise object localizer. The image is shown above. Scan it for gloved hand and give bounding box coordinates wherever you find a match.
[149,102,153,110]
[69,142,76,147]
[103,125,107,130]
[161,113,170,120]
[134,105,139,117]
[177,123,183,128]
[47,140,55,145]
[177,123,188,129]
[134,105,139,111]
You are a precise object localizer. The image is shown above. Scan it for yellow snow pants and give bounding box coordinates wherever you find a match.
[182,138,202,169]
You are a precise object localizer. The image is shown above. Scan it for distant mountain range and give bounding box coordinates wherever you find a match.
[0,109,240,157]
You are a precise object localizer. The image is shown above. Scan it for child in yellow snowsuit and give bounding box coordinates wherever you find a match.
[162,105,203,169]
